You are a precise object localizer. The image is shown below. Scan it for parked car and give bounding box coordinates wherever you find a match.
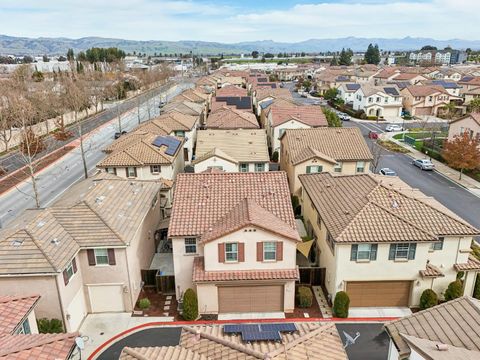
[340,114,351,121]
[385,124,404,132]
[412,159,434,170]
[379,168,397,176]
[368,131,379,139]
[114,131,127,139]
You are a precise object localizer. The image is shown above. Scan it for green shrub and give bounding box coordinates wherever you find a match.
[419,289,438,310]
[444,280,463,301]
[37,318,64,334]
[271,151,279,162]
[296,286,313,308]
[138,298,151,310]
[182,288,198,321]
[474,275,480,300]
[333,291,350,318]
[291,195,301,216]
[366,116,378,120]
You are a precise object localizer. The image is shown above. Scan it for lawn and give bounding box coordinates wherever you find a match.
[378,140,410,153]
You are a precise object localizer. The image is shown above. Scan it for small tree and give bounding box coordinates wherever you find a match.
[442,131,480,180]
[138,298,151,310]
[333,291,350,318]
[323,88,338,101]
[182,288,198,321]
[296,286,313,308]
[271,151,279,162]
[419,289,438,310]
[473,274,480,300]
[37,318,64,334]
[469,100,480,113]
[444,280,463,301]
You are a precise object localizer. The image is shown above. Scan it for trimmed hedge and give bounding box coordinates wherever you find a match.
[138,298,151,310]
[296,286,313,308]
[182,288,198,321]
[444,280,463,301]
[37,318,63,334]
[333,291,350,318]
[419,289,438,310]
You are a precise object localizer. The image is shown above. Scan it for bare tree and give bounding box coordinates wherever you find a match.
[369,140,383,173]
[0,83,16,153]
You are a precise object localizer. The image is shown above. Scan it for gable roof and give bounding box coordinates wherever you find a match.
[194,129,269,163]
[299,173,478,243]
[0,295,40,336]
[120,346,207,360]
[404,85,449,97]
[206,107,259,129]
[168,172,296,238]
[449,112,480,127]
[211,96,252,112]
[163,101,204,117]
[215,85,248,97]
[386,297,480,357]
[255,87,292,102]
[282,128,372,165]
[0,333,77,359]
[401,334,480,360]
[268,105,328,128]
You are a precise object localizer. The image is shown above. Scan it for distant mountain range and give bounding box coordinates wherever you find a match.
[1,34,480,56]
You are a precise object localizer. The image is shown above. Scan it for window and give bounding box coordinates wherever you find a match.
[150,165,161,174]
[225,243,238,262]
[208,166,224,170]
[278,128,286,138]
[185,238,197,254]
[351,244,378,261]
[389,243,416,260]
[106,167,116,175]
[428,96,433,101]
[326,232,335,252]
[174,130,185,137]
[317,213,322,228]
[376,97,381,102]
[94,249,109,265]
[239,163,249,172]
[306,165,323,174]
[368,97,373,103]
[255,163,265,172]
[63,258,77,285]
[127,167,137,178]
[333,162,343,173]
[15,320,31,335]
[264,242,277,261]
[356,161,365,173]
[431,237,444,251]
[65,262,75,280]
[415,96,421,101]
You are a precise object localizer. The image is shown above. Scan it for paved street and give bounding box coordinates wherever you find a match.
[0,81,193,228]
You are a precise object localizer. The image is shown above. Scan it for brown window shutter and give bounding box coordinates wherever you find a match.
[87,249,96,266]
[72,258,77,273]
[134,167,137,177]
[218,243,225,263]
[107,249,116,265]
[257,242,263,262]
[276,242,283,261]
[238,243,245,262]
[62,270,69,286]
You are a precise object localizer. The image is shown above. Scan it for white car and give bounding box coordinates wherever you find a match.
[412,159,435,171]
[385,124,404,132]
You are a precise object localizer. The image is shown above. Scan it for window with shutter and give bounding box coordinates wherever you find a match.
[408,243,417,260]
[276,242,283,261]
[87,249,96,266]
[350,245,358,261]
[218,243,225,263]
[108,249,116,265]
[370,244,378,260]
[256,242,263,261]
[263,242,277,261]
[238,243,245,262]
[225,243,238,262]
[388,244,397,260]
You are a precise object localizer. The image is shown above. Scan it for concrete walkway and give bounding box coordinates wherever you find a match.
[217,312,285,321]
[349,307,412,318]
[79,313,174,358]
[312,286,333,318]
[384,132,480,197]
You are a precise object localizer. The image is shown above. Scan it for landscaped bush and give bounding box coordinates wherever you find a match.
[138,298,151,310]
[296,286,313,308]
[182,288,198,321]
[444,280,463,301]
[271,151,279,162]
[366,116,378,121]
[419,289,438,310]
[333,291,350,318]
[474,275,480,300]
[37,318,64,334]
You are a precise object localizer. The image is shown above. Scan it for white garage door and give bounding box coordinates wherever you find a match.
[67,288,87,331]
[88,284,125,313]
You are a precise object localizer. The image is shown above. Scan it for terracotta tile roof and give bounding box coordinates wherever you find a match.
[194,129,269,163]
[200,167,226,174]
[386,297,480,357]
[268,105,328,127]
[400,334,480,360]
[193,256,299,282]
[0,295,40,336]
[454,255,480,271]
[282,128,373,165]
[405,85,449,97]
[211,97,252,112]
[419,263,444,278]
[373,68,399,79]
[168,172,296,238]
[206,107,259,129]
[120,346,207,360]
[299,173,478,243]
[215,85,247,97]
[0,332,78,359]
[200,198,300,243]
[255,88,292,102]
[163,101,204,117]
[173,89,209,103]
[391,73,425,81]
[193,147,239,165]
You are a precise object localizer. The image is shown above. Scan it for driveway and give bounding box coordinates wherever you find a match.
[336,323,390,360]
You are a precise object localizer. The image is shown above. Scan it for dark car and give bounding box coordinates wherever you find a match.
[368,131,379,139]
[114,131,127,139]
[379,168,397,176]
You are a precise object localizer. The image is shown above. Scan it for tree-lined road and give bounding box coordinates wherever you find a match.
[0,80,193,228]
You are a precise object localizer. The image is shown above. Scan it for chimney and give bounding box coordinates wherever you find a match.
[436,343,448,351]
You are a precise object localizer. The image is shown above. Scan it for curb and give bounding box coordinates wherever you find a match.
[87,316,399,359]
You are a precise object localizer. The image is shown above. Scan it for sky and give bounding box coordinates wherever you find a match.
[0,0,479,43]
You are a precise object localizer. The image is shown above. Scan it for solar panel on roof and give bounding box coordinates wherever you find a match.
[383,87,399,96]
[260,323,297,333]
[216,96,252,110]
[346,84,360,91]
[242,330,281,342]
[152,136,181,156]
[223,324,244,334]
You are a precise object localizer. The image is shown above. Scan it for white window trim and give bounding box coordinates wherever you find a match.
[225,242,238,263]
[263,241,277,262]
[185,238,197,255]
[395,243,411,259]
[356,244,372,261]
[65,261,75,282]
[94,248,109,266]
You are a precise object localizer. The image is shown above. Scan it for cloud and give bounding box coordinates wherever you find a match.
[0,0,478,42]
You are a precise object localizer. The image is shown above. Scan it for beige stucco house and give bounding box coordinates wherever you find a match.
[168,172,300,315]
[299,173,479,308]
[280,128,373,194]
[401,85,454,116]
[448,112,480,142]
[0,174,163,332]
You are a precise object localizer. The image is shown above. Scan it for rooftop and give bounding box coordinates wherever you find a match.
[0,295,40,336]
[206,107,259,129]
[268,104,328,128]
[0,332,78,359]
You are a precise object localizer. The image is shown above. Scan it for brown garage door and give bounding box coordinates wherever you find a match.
[415,107,433,116]
[218,285,283,313]
[346,281,411,307]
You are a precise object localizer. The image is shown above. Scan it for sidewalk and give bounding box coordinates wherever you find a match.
[383,132,480,197]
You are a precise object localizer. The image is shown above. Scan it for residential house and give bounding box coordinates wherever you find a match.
[299,173,479,309]
[253,87,293,116]
[428,80,461,97]
[162,100,206,125]
[264,104,328,157]
[172,88,210,114]
[119,323,348,360]
[386,297,480,360]
[428,68,464,81]
[315,72,351,95]
[390,73,427,85]
[352,84,403,118]
[337,83,361,105]
[205,106,259,129]
[280,128,373,194]
[215,85,247,97]
[463,86,480,105]
[401,85,453,116]
[373,68,401,85]
[168,172,300,315]
[458,76,480,92]
[0,174,163,331]
[447,112,480,142]
[193,129,269,173]
[211,95,252,113]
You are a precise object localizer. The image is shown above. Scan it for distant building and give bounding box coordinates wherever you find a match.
[409,49,467,65]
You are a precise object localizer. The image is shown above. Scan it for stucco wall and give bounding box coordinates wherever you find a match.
[272,120,311,157]
[172,237,204,299]
[193,156,238,173]
[448,116,480,141]
[27,309,39,334]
